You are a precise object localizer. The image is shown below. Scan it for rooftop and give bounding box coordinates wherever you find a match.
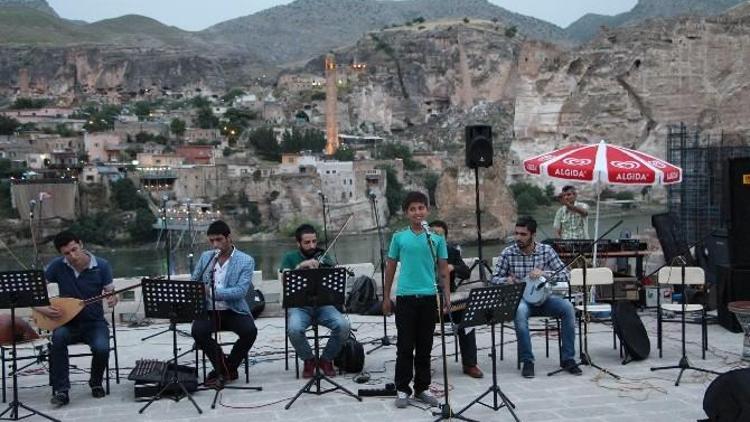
[4,310,746,421]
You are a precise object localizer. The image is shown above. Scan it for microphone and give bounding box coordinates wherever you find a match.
[358,383,396,397]
[29,199,36,212]
[420,220,432,235]
[366,189,376,200]
[317,190,325,199]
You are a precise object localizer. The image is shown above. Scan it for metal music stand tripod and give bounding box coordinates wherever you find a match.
[454,284,525,422]
[139,279,205,415]
[650,262,720,386]
[283,268,362,409]
[0,270,58,422]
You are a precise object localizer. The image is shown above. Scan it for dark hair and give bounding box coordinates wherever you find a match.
[429,220,448,236]
[402,191,429,212]
[207,220,231,237]
[561,185,576,193]
[53,231,80,251]
[294,224,317,242]
[516,216,537,233]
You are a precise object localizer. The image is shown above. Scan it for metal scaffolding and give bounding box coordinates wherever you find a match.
[667,123,750,244]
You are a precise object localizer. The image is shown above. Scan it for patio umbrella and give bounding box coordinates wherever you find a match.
[523,140,682,263]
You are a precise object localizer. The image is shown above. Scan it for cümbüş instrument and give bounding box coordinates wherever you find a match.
[522,273,555,306]
[31,283,140,331]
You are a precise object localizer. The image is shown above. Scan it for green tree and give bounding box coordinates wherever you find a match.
[132,101,152,120]
[69,212,119,245]
[128,208,156,242]
[0,115,20,135]
[247,126,281,161]
[11,98,48,109]
[423,171,440,206]
[221,89,246,105]
[280,127,326,154]
[333,147,354,161]
[110,178,148,211]
[378,165,404,216]
[510,182,549,208]
[515,191,538,213]
[223,108,257,129]
[194,107,219,129]
[190,96,211,109]
[170,118,186,137]
[505,25,518,38]
[0,180,17,218]
[376,142,424,170]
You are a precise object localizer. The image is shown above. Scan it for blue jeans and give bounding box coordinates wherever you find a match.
[287,306,350,361]
[514,296,576,364]
[49,320,110,393]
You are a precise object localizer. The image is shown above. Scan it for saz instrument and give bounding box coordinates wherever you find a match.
[31,283,140,331]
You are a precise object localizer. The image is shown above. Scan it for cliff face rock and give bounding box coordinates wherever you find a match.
[513,14,750,165]
[0,46,245,99]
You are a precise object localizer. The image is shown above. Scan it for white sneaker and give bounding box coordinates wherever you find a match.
[395,391,409,408]
[414,390,440,407]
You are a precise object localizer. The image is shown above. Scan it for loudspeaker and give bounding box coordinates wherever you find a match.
[727,157,750,267]
[716,265,750,333]
[465,125,493,168]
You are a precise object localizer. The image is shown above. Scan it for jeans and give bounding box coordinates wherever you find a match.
[450,309,477,367]
[287,305,350,361]
[514,296,576,364]
[49,320,110,393]
[191,310,258,374]
[395,295,437,396]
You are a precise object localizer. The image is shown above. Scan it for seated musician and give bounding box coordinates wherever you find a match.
[491,216,581,378]
[33,231,117,407]
[280,224,351,379]
[428,220,483,378]
[190,220,258,388]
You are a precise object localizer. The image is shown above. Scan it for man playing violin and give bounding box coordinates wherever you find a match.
[33,231,116,407]
[280,224,350,378]
[491,216,580,379]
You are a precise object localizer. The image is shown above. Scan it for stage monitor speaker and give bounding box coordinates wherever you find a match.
[465,125,493,168]
[727,157,750,267]
[716,265,750,333]
[651,213,696,266]
[696,229,730,285]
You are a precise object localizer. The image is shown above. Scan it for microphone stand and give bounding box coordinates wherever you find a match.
[28,200,38,270]
[205,249,262,408]
[424,224,470,422]
[318,192,329,249]
[367,192,395,354]
[650,256,720,386]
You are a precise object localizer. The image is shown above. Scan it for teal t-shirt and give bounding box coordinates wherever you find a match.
[387,228,448,296]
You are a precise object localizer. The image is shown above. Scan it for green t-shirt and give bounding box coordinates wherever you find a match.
[279,249,335,271]
[387,228,448,296]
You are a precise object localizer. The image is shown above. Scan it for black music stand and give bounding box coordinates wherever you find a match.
[0,270,58,422]
[454,284,525,422]
[139,279,205,415]
[650,262,720,386]
[283,268,361,410]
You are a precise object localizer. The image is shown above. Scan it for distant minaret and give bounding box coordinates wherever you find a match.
[325,54,339,156]
[18,68,29,96]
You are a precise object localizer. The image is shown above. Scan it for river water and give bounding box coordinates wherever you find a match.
[0,204,660,279]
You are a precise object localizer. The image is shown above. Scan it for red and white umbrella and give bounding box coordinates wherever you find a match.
[523,140,682,262]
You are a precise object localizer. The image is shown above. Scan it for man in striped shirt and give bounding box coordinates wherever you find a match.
[491,216,581,378]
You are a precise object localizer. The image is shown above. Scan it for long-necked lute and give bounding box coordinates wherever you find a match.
[31,283,140,331]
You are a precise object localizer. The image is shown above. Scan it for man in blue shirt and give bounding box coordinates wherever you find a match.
[34,231,117,407]
[382,191,449,409]
[191,220,258,389]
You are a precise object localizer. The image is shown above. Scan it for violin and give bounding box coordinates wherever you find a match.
[0,315,41,346]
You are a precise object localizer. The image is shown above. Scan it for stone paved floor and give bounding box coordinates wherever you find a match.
[2,310,747,421]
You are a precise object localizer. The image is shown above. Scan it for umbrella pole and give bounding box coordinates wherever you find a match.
[592,190,601,267]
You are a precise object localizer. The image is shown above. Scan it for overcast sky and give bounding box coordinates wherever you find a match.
[48,0,638,31]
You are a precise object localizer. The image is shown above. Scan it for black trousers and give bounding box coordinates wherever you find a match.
[450,309,478,367]
[395,295,437,395]
[191,310,257,375]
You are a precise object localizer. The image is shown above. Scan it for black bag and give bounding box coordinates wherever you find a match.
[247,289,265,318]
[703,368,750,421]
[345,275,377,315]
[334,332,365,373]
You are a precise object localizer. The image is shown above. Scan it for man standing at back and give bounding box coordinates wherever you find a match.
[553,185,589,239]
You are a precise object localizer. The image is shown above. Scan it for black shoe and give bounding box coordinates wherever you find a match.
[91,385,106,398]
[50,391,69,407]
[561,360,583,376]
[521,361,535,378]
